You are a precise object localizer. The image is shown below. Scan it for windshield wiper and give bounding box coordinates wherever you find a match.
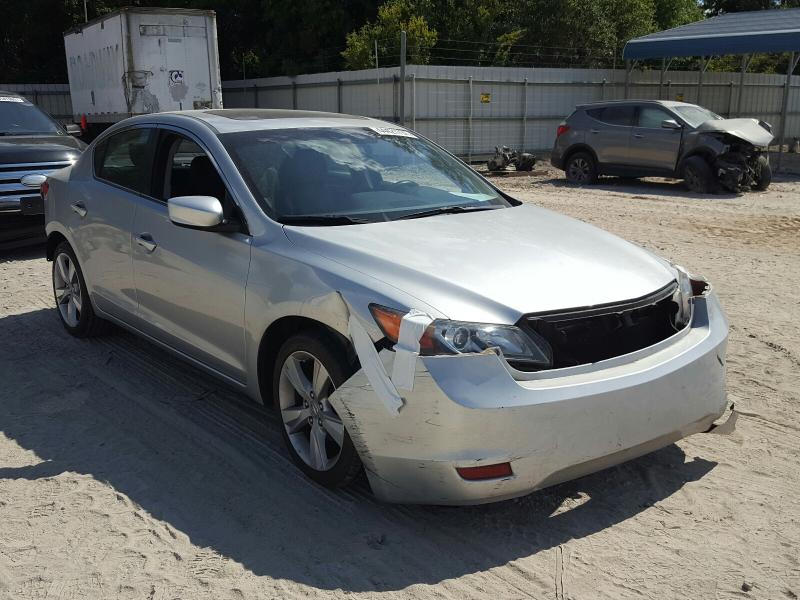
[280,214,370,226]
[395,204,501,221]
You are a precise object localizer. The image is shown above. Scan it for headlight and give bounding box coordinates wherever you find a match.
[370,304,553,368]
[672,265,710,330]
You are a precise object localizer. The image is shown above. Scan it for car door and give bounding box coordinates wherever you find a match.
[70,126,156,320]
[628,105,683,172]
[584,105,635,166]
[131,129,251,383]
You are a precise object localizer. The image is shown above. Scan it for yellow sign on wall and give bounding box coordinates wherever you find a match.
[675,92,685,102]
[480,93,491,103]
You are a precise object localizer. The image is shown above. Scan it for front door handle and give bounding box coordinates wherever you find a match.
[589,129,600,134]
[633,133,644,139]
[135,233,157,253]
[70,202,87,218]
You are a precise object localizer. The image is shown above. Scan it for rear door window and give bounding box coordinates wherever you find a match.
[94,128,155,195]
[587,106,635,127]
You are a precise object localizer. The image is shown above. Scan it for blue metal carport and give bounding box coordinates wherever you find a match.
[622,8,800,170]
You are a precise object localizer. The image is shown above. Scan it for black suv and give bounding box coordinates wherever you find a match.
[0,91,85,248]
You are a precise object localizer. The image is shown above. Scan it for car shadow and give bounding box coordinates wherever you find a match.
[0,241,46,261]
[0,307,718,592]
[541,176,745,200]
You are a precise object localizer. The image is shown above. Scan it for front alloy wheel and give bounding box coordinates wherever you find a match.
[279,351,345,471]
[273,333,362,487]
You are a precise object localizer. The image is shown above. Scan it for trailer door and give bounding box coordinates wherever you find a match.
[129,11,215,114]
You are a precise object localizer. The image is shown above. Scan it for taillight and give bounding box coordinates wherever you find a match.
[40,180,49,198]
[556,124,570,138]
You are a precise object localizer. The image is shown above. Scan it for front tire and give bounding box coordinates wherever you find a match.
[52,242,111,337]
[565,152,598,184]
[752,155,771,190]
[683,156,714,193]
[273,332,362,488]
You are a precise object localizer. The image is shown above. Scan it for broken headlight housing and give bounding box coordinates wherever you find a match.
[370,305,553,368]
[672,265,710,330]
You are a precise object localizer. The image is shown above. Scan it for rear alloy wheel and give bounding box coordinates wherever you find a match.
[273,333,361,487]
[52,242,110,337]
[565,152,598,184]
[683,156,714,193]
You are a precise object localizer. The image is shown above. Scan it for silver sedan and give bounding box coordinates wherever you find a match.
[44,109,730,504]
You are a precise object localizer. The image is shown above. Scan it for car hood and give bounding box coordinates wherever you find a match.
[0,135,84,164]
[283,204,676,322]
[697,118,774,147]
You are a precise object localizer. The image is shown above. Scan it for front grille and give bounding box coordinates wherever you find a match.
[517,282,681,371]
[0,160,72,213]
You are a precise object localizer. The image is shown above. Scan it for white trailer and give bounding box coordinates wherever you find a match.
[64,7,222,125]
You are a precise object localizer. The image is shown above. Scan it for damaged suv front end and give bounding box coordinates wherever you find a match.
[683,117,774,193]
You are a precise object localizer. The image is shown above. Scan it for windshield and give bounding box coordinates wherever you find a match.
[220,127,509,224]
[673,105,723,128]
[0,96,64,136]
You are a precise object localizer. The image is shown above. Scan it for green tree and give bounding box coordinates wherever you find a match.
[653,0,703,30]
[341,0,438,69]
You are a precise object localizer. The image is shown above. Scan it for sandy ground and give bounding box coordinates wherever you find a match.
[1,168,799,600]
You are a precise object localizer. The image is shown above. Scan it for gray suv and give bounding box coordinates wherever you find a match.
[551,100,774,192]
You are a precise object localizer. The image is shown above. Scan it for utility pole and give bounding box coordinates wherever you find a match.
[83,0,88,22]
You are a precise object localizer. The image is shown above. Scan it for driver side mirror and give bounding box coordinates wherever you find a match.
[661,119,682,130]
[168,195,228,230]
[65,123,82,137]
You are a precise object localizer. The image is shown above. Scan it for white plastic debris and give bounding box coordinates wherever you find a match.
[391,309,434,392]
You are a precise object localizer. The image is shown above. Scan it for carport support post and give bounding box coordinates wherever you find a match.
[659,58,673,100]
[399,30,407,125]
[521,77,528,152]
[777,52,800,173]
[737,54,752,116]
[467,76,473,164]
[624,60,633,99]
[697,57,710,106]
[411,73,416,130]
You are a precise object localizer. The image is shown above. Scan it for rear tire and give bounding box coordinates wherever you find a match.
[683,156,714,193]
[752,155,771,190]
[565,152,598,184]
[273,331,362,488]
[52,242,111,338]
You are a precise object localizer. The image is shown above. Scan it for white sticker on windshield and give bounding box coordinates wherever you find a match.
[370,126,417,138]
[0,96,25,103]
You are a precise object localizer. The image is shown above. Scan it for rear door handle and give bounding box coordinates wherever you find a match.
[70,202,87,218]
[633,133,644,139]
[135,233,157,253]
[589,129,600,134]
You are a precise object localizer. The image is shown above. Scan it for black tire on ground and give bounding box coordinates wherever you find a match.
[682,156,714,193]
[52,241,112,338]
[515,154,536,171]
[272,331,362,488]
[565,151,598,184]
[752,155,771,190]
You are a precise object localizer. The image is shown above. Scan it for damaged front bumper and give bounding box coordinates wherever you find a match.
[329,293,729,505]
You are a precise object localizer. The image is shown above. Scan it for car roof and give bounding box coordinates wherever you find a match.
[0,90,26,99]
[576,99,699,110]
[128,108,393,135]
